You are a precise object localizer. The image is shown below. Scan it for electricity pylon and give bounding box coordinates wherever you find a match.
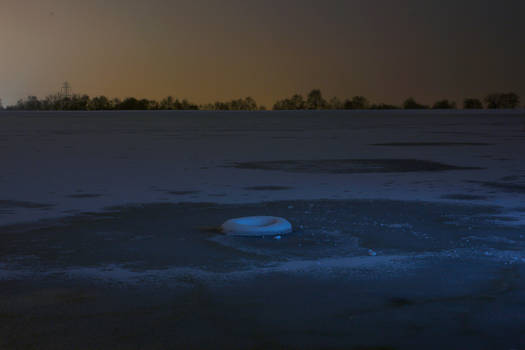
[60,82,71,98]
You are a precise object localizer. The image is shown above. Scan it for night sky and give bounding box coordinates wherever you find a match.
[1,0,524,106]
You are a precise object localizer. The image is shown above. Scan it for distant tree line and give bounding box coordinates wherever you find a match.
[3,94,200,111]
[1,90,522,111]
[273,90,521,110]
[200,97,262,111]
[1,94,266,111]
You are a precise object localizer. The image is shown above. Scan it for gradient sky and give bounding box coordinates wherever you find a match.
[1,0,524,106]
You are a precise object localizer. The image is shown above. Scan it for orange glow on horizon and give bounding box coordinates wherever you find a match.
[1,0,524,107]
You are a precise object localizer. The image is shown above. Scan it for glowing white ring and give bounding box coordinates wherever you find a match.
[221,216,292,236]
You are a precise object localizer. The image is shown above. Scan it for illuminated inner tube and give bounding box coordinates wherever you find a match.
[221,216,292,236]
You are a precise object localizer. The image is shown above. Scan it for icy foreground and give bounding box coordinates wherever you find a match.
[1,110,525,349]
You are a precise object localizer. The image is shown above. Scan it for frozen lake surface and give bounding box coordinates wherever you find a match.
[1,110,525,349]
[1,110,525,225]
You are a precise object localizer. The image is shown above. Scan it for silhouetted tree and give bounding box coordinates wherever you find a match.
[231,97,257,110]
[116,97,150,110]
[343,96,369,109]
[116,97,135,110]
[328,97,343,110]
[274,94,306,110]
[149,99,160,110]
[68,94,90,110]
[246,97,258,110]
[40,94,57,110]
[306,89,327,110]
[352,96,369,109]
[273,100,284,110]
[369,103,400,110]
[484,93,520,109]
[160,96,175,110]
[110,98,121,109]
[290,94,306,109]
[179,99,199,110]
[88,96,111,110]
[432,99,457,109]
[26,96,41,110]
[0,98,3,110]
[463,98,483,109]
[13,96,41,110]
[201,97,256,111]
[403,97,428,109]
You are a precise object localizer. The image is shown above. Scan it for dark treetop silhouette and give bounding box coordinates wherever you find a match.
[2,90,522,111]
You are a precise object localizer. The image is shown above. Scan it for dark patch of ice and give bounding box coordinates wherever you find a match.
[67,194,104,199]
[468,181,525,194]
[165,190,200,195]
[0,200,55,209]
[388,297,415,307]
[244,186,293,191]
[231,159,482,174]
[371,142,491,147]
[441,194,489,200]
